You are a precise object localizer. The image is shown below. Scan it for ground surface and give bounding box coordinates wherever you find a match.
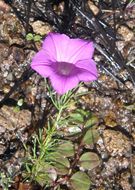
[0,0,135,190]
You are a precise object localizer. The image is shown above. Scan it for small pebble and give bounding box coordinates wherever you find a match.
[118,25,134,41]
[31,21,52,36]
[88,0,99,15]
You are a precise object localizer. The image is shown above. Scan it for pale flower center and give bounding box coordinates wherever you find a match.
[57,62,74,76]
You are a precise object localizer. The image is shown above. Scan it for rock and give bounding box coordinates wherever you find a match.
[132,156,135,183]
[9,46,25,64]
[0,144,6,154]
[53,1,64,15]
[76,86,88,94]
[3,84,10,94]
[0,0,11,12]
[102,157,129,177]
[97,137,109,160]
[31,21,52,36]
[0,12,25,43]
[120,172,132,190]
[0,43,9,62]
[88,1,99,15]
[0,105,31,131]
[0,125,6,133]
[6,73,14,81]
[0,114,14,130]
[116,41,126,52]
[117,25,134,41]
[104,111,117,127]
[103,130,131,156]
[125,80,134,90]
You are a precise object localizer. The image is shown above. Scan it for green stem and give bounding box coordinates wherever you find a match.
[55,106,64,127]
[39,106,64,160]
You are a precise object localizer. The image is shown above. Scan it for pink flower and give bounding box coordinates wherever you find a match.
[31,33,98,95]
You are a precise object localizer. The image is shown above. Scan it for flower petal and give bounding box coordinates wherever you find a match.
[76,59,98,78]
[31,49,54,65]
[67,39,94,63]
[31,65,54,78]
[50,74,79,95]
[30,33,98,95]
[42,33,95,63]
[77,70,97,82]
[31,49,55,77]
[42,33,70,62]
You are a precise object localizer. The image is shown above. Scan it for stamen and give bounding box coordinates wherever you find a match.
[57,62,74,76]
